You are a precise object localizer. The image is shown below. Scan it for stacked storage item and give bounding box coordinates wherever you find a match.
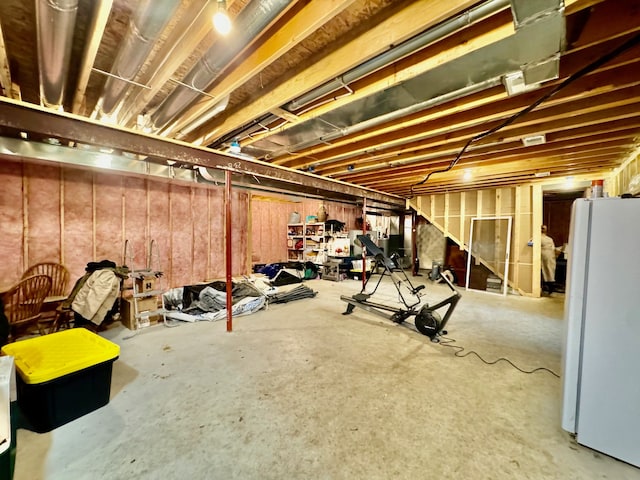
[1,329,119,432]
[0,356,16,479]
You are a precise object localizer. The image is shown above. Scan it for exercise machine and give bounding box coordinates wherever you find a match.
[341,235,461,342]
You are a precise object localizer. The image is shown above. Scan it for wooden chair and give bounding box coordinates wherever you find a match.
[22,262,70,333]
[3,274,52,341]
[22,262,69,298]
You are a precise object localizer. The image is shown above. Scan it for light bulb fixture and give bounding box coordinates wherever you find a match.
[229,140,241,154]
[463,169,472,181]
[213,0,231,35]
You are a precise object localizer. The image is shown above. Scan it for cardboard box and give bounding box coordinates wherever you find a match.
[135,275,157,293]
[120,296,160,330]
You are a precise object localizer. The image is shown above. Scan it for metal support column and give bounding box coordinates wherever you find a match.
[225,169,233,332]
[362,197,367,289]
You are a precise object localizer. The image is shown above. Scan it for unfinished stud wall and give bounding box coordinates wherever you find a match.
[0,159,249,290]
[249,193,361,266]
[610,152,640,196]
[409,184,541,296]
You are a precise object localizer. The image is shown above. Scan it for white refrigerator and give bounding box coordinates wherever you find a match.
[561,197,640,467]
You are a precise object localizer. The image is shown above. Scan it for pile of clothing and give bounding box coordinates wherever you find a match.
[64,260,129,330]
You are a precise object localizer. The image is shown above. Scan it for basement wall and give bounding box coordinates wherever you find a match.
[249,193,361,266]
[409,184,542,296]
[610,151,640,196]
[0,157,366,291]
[0,158,249,290]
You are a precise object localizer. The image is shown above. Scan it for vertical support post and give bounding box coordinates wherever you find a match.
[362,197,367,289]
[225,169,233,332]
[532,183,543,297]
[411,209,418,276]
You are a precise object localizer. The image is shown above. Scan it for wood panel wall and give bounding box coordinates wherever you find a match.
[409,184,542,296]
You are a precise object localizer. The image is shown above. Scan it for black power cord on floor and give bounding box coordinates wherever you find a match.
[438,336,560,378]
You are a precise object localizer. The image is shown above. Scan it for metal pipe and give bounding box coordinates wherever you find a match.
[213,0,510,148]
[259,0,564,161]
[362,197,367,290]
[95,0,181,118]
[36,0,78,109]
[264,77,503,161]
[151,0,291,132]
[225,169,233,333]
[284,0,511,112]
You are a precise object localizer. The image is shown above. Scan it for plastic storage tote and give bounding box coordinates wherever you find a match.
[0,356,16,479]
[1,328,120,433]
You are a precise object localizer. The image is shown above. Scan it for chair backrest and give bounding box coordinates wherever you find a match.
[22,262,70,297]
[4,274,52,327]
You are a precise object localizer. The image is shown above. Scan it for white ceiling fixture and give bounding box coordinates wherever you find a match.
[522,133,546,147]
[502,70,541,96]
[212,0,231,35]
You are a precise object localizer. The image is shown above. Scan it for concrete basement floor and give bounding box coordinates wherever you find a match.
[11,276,640,480]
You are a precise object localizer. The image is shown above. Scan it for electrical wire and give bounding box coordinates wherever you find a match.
[409,31,640,196]
[438,336,560,378]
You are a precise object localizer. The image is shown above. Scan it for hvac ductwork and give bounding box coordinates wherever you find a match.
[212,0,512,150]
[237,0,565,161]
[36,0,78,109]
[150,0,290,133]
[94,0,182,119]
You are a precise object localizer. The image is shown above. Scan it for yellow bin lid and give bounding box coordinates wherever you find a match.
[1,329,120,384]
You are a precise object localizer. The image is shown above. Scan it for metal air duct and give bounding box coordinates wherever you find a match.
[150,0,291,132]
[212,0,511,149]
[36,0,78,109]
[94,0,182,119]
[238,0,565,161]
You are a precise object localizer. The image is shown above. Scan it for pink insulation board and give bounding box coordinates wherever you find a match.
[208,188,225,279]
[231,191,249,275]
[191,187,209,282]
[123,176,148,270]
[169,183,193,289]
[0,160,25,283]
[94,173,124,264]
[62,168,95,283]
[24,163,61,266]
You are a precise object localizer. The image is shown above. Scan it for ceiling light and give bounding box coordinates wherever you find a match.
[213,1,231,35]
[463,169,472,181]
[229,140,241,154]
[534,171,551,178]
[522,134,546,147]
[564,176,575,189]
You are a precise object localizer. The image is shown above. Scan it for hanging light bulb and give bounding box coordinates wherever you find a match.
[213,0,231,35]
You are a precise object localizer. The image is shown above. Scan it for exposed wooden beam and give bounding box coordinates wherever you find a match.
[277,58,640,170]
[242,10,514,146]
[0,21,12,98]
[174,0,357,139]
[192,0,481,144]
